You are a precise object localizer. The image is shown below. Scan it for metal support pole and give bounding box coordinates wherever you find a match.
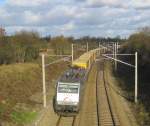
[87,42,88,52]
[107,43,108,51]
[88,58,91,69]
[102,43,104,53]
[42,54,46,108]
[117,42,119,53]
[135,52,138,103]
[104,43,106,53]
[72,44,74,63]
[109,43,110,51]
[112,43,115,65]
[113,43,115,59]
[115,43,117,70]
[99,42,101,55]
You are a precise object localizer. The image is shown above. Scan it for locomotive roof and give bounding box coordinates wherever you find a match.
[58,68,86,83]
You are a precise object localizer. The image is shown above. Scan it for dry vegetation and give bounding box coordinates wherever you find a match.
[0,61,69,125]
[0,63,41,103]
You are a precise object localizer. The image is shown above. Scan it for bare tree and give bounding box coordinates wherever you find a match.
[0,26,6,36]
[139,26,150,35]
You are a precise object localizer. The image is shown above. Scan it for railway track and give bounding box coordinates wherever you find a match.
[96,61,120,126]
[56,116,76,126]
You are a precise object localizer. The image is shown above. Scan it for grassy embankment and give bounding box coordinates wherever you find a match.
[0,61,68,125]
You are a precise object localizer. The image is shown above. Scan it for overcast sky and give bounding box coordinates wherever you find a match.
[0,0,150,38]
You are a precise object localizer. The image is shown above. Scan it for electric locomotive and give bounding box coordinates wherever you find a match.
[53,67,87,116]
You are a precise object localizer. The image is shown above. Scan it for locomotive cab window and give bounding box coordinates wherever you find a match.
[57,83,79,93]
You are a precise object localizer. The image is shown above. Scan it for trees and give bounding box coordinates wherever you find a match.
[126,30,150,66]
[0,31,45,65]
[51,36,71,55]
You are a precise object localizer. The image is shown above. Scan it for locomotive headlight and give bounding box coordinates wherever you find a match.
[72,102,78,105]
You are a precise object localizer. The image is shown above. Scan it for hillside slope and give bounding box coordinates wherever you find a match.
[0,62,68,125]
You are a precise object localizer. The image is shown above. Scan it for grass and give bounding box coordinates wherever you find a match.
[0,104,5,117]
[10,110,37,124]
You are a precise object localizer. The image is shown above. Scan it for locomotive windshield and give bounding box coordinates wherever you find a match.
[58,83,79,93]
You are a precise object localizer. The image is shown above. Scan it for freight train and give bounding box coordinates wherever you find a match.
[53,48,100,116]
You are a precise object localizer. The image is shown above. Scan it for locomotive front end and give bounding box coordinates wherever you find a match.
[54,82,80,114]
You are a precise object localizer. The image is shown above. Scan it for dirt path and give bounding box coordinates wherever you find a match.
[34,100,58,126]
[75,64,98,126]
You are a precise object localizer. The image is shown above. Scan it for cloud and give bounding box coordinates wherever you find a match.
[79,0,129,8]
[23,11,41,24]
[0,0,150,38]
[6,0,49,7]
[60,22,75,31]
[0,8,9,18]
[130,0,150,10]
[87,0,120,6]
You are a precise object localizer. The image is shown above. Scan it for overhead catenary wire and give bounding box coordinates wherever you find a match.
[45,56,72,67]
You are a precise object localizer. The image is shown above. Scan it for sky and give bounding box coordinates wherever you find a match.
[0,0,150,38]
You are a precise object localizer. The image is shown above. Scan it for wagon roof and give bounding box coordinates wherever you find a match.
[58,68,86,83]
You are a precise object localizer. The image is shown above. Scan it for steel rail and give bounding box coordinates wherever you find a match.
[55,116,76,126]
[103,62,118,126]
[96,71,100,126]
